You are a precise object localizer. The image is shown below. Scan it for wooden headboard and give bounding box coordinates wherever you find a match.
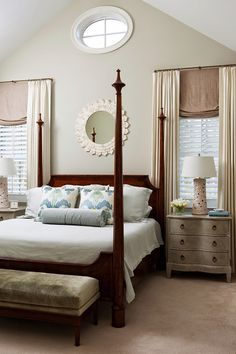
[49,174,163,227]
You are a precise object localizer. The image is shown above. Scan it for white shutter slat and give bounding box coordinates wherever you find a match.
[179,117,219,204]
[0,124,27,194]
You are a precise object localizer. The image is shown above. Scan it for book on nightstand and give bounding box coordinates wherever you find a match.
[208,209,230,217]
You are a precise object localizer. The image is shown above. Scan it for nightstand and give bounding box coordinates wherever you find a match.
[0,206,25,221]
[166,214,232,282]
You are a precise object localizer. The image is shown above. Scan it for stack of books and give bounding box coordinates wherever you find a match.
[208,209,230,217]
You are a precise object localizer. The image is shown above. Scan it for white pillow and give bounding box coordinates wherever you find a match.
[25,187,43,217]
[123,185,152,222]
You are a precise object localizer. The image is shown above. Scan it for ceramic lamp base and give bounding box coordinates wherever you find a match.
[192,178,208,215]
[0,177,9,208]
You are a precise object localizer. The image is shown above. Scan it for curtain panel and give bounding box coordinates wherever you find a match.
[218,66,236,272]
[0,82,28,125]
[151,70,180,215]
[27,80,51,188]
[180,68,219,118]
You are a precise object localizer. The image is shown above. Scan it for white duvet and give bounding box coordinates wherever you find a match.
[0,218,163,302]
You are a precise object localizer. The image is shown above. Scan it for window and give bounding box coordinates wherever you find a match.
[71,6,133,54]
[0,124,27,194]
[179,117,219,207]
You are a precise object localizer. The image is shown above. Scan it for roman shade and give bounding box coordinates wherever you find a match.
[180,68,219,118]
[0,82,28,125]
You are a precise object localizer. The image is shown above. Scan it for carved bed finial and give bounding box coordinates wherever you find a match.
[112,69,126,92]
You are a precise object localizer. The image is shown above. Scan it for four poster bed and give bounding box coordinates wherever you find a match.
[0,71,165,328]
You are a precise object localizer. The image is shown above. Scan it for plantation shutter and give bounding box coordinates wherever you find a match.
[0,124,27,193]
[179,117,219,204]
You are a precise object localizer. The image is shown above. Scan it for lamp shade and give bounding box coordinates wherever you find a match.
[0,158,16,177]
[181,156,216,178]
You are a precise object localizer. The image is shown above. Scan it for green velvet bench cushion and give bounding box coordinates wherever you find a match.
[0,269,100,346]
[0,269,99,315]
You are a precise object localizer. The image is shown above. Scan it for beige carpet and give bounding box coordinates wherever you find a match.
[0,272,235,354]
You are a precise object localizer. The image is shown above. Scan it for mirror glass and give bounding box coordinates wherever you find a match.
[85,111,115,144]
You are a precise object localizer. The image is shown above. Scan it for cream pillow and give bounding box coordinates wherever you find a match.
[123,185,152,222]
[25,187,43,217]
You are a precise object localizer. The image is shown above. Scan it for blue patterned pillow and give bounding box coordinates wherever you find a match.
[37,186,80,217]
[79,188,113,224]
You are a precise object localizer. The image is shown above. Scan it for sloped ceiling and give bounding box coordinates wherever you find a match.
[0,0,235,64]
[0,0,73,62]
[143,0,236,52]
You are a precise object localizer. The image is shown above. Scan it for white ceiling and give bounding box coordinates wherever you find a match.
[143,0,236,52]
[0,0,73,62]
[0,0,235,64]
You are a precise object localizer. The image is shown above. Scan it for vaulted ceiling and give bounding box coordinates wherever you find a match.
[143,0,236,52]
[0,0,235,63]
[0,0,73,62]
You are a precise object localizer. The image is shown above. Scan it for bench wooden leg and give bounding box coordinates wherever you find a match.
[92,301,98,325]
[74,320,80,347]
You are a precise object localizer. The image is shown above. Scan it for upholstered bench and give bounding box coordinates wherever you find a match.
[0,269,100,346]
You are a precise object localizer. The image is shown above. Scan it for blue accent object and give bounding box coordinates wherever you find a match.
[208,210,230,217]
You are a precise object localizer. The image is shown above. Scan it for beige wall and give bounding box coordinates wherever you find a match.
[0,0,236,176]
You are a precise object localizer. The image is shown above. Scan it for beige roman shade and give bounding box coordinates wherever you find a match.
[180,68,219,118]
[0,82,28,125]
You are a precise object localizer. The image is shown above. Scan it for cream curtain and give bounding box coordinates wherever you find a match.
[27,80,51,188]
[151,70,180,214]
[218,66,236,272]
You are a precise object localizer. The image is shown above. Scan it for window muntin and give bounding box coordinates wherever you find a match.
[179,117,219,207]
[0,124,27,194]
[82,18,127,49]
[71,6,133,54]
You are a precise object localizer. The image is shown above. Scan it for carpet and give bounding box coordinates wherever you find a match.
[0,271,235,354]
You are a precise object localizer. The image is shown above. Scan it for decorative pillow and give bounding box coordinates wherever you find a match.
[79,188,113,224]
[123,185,152,222]
[25,187,43,217]
[37,186,80,216]
[41,208,107,227]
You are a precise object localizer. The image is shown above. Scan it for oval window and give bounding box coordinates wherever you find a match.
[71,6,133,54]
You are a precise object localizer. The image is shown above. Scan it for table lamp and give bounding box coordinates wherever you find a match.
[0,158,16,208]
[181,156,216,215]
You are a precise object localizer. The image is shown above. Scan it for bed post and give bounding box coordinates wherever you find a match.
[158,108,166,233]
[112,69,125,328]
[37,113,44,187]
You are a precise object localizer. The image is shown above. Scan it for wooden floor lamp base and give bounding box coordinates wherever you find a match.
[192,178,208,215]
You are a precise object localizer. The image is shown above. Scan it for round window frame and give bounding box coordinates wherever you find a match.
[71,6,133,54]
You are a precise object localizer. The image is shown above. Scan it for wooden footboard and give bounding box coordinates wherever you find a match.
[0,249,159,301]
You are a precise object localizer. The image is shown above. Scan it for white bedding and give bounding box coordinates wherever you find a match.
[0,218,163,302]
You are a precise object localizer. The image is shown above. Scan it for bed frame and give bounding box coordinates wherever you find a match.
[0,71,165,328]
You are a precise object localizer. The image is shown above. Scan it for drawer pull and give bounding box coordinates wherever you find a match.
[180,255,185,261]
[212,256,217,263]
[180,224,185,230]
[180,239,185,245]
[0,216,3,221]
[212,225,217,231]
[212,241,217,247]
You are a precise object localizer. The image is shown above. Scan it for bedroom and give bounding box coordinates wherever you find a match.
[0,0,235,353]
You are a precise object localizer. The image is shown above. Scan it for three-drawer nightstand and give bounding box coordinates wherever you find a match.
[0,207,25,221]
[166,214,232,282]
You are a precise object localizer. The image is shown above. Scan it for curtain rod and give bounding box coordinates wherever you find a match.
[0,77,53,84]
[154,63,236,73]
